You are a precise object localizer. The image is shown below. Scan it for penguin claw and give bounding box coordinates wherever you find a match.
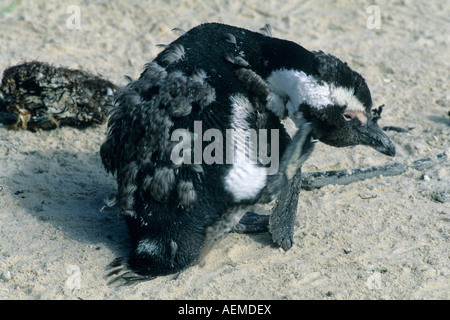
[114,272,156,285]
[106,267,123,278]
[105,257,155,285]
[106,269,156,286]
[106,257,127,269]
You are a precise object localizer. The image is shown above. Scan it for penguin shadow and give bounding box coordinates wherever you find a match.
[4,143,283,272]
[4,147,131,260]
[428,114,450,126]
[241,230,277,249]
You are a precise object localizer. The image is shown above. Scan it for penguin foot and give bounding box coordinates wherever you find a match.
[105,257,156,285]
[233,211,269,233]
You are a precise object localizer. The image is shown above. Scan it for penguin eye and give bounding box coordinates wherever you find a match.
[343,112,368,125]
[343,113,353,121]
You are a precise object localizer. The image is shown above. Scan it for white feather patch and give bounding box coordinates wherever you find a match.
[329,86,366,113]
[266,69,366,116]
[224,94,267,202]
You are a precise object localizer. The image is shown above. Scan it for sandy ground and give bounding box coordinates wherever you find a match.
[0,0,449,300]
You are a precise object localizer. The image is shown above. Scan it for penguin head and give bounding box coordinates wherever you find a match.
[308,52,396,156]
[267,51,396,157]
[310,102,396,156]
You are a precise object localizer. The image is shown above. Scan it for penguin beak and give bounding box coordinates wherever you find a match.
[358,120,396,156]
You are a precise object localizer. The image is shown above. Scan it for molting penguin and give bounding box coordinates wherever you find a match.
[100,22,395,281]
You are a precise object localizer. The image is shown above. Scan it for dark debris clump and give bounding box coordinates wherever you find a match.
[0,61,117,130]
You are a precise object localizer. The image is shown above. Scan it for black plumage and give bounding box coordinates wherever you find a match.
[101,23,395,281]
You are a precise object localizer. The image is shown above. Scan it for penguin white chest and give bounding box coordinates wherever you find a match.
[223,94,267,202]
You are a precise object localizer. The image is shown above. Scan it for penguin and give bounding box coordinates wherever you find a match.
[100,22,396,281]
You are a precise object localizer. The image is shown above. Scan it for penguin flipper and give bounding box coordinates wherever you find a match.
[269,168,303,251]
[234,122,315,239]
[259,121,316,203]
[263,121,316,250]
